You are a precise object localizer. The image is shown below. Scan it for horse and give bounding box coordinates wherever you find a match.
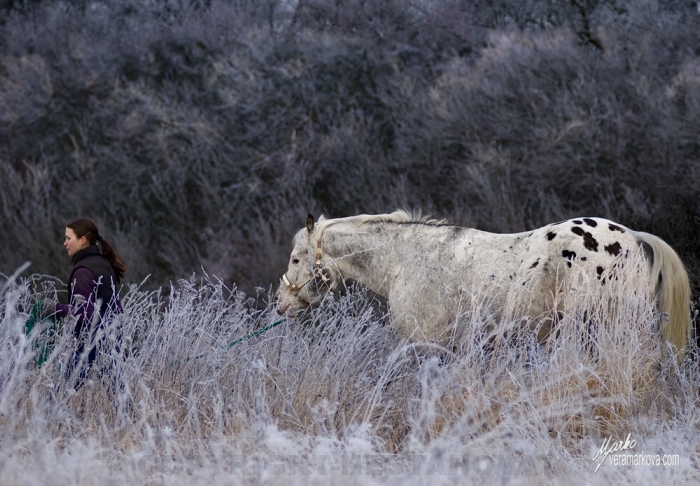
[275,210,692,362]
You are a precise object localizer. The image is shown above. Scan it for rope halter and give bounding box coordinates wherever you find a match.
[281,240,331,294]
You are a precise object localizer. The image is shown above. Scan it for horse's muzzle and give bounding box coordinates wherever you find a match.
[274,285,307,316]
[276,301,289,315]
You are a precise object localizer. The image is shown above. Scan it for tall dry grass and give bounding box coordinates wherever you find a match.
[0,254,698,484]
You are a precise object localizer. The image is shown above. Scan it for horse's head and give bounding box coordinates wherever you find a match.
[275,212,336,315]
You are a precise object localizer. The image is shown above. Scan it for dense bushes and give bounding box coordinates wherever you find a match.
[0,0,698,310]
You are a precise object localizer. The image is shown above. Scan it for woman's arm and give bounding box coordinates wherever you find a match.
[55,268,96,330]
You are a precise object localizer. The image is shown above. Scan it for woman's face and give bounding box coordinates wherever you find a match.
[64,228,87,257]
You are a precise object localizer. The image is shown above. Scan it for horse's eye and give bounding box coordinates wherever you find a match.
[292,258,300,265]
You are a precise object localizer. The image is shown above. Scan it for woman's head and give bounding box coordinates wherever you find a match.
[65,218,100,256]
[64,227,88,257]
[65,217,127,281]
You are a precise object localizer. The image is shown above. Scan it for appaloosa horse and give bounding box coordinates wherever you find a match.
[275,211,692,361]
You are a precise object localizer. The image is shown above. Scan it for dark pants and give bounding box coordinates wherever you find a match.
[66,340,124,394]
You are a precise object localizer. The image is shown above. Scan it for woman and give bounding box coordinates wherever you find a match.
[42,218,127,385]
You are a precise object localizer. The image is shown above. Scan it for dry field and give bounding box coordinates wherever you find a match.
[1,261,698,485]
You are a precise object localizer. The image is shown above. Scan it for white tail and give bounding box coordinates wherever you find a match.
[634,231,693,362]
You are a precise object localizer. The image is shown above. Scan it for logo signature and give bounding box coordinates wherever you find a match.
[592,433,637,472]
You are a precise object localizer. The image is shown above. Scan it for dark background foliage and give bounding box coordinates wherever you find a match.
[1,0,698,317]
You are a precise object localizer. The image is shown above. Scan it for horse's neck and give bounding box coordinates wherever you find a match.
[321,224,411,297]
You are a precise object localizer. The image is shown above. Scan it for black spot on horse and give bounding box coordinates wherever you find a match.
[608,224,625,233]
[562,250,577,260]
[573,220,583,225]
[530,259,540,269]
[596,266,604,278]
[605,242,622,256]
[583,218,597,227]
[562,250,577,267]
[546,232,556,241]
[571,227,599,251]
[584,236,598,252]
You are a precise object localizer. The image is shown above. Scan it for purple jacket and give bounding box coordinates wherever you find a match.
[55,246,123,339]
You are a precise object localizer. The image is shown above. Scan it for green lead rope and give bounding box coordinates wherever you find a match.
[175,318,285,365]
[24,299,284,368]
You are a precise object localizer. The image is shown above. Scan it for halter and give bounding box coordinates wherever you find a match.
[281,240,330,293]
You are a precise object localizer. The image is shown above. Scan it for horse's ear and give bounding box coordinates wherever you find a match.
[306,213,315,233]
[319,207,329,223]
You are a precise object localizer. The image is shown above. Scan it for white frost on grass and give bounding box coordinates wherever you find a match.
[0,267,698,485]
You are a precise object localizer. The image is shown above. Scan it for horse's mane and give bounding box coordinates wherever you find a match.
[293,210,449,243]
[357,209,447,226]
[315,210,447,236]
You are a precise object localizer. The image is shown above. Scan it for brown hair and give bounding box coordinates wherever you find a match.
[66,217,127,281]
